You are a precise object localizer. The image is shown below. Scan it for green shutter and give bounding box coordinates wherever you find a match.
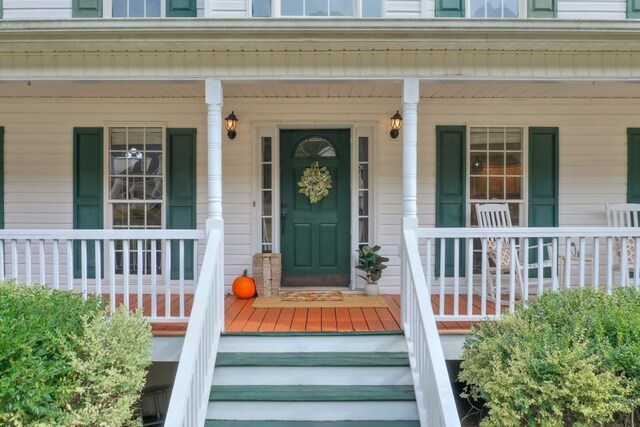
[72,0,102,17]
[629,0,640,18]
[436,126,466,277]
[436,0,464,17]
[0,127,4,228]
[167,128,196,280]
[528,127,559,276]
[73,128,103,279]
[628,129,640,203]
[0,0,3,19]
[167,0,197,16]
[528,0,556,17]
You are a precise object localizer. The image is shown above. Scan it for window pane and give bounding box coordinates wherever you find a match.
[146,178,162,200]
[488,128,504,150]
[110,178,127,200]
[306,0,328,15]
[253,0,271,16]
[113,0,127,17]
[506,128,522,150]
[362,0,382,16]
[470,152,486,175]
[129,177,144,199]
[294,136,336,158]
[506,177,521,200]
[330,0,353,15]
[470,177,487,199]
[263,164,272,190]
[282,0,304,14]
[358,137,368,162]
[147,204,162,227]
[129,0,145,16]
[113,204,128,227]
[146,0,161,16]
[146,152,162,175]
[489,177,504,199]
[262,218,272,244]
[508,203,521,226]
[262,137,272,162]
[262,190,272,216]
[130,204,145,226]
[486,0,502,17]
[359,164,368,188]
[128,128,144,151]
[111,128,127,150]
[506,153,521,172]
[146,128,162,151]
[470,128,487,150]
[359,190,369,216]
[488,152,504,175]
[504,0,518,17]
[471,0,485,17]
[359,218,369,244]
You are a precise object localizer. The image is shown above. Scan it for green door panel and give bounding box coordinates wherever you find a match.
[167,128,196,280]
[628,129,640,203]
[528,127,559,277]
[435,126,466,277]
[73,128,103,279]
[280,130,351,287]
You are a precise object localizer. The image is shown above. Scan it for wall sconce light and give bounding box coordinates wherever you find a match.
[225,111,239,140]
[390,110,403,139]
[471,156,483,174]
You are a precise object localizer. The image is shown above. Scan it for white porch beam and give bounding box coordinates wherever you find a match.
[402,78,419,220]
[205,78,223,222]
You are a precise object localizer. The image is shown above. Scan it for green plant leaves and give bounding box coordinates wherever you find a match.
[356,245,389,284]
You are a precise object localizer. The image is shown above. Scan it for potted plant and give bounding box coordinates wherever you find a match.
[356,245,389,296]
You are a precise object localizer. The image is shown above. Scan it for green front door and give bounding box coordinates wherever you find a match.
[280,129,351,287]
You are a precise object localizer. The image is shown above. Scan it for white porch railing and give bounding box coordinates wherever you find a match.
[402,219,461,427]
[0,229,205,322]
[419,227,640,321]
[165,218,224,427]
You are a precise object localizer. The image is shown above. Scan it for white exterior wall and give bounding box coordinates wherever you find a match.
[0,97,634,293]
[385,0,424,18]
[557,0,627,19]
[1,0,205,19]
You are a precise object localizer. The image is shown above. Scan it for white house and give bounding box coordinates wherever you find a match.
[1,1,640,425]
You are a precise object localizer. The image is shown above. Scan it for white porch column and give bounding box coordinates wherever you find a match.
[205,78,223,222]
[402,78,420,220]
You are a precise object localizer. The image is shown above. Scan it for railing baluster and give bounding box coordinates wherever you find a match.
[11,240,18,280]
[151,239,158,318]
[95,240,102,296]
[635,237,640,289]
[81,240,88,298]
[551,238,558,291]
[509,238,516,312]
[537,237,543,294]
[522,238,529,302]
[481,238,487,317]
[453,238,459,317]
[66,240,73,291]
[495,239,502,312]
[165,240,172,318]
[578,237,586,288]
[606,237,613,294]
[123,240,130,309]
[39,240,45,285]
[621,238,629,287]
[425,238,432,293]
[53,240,59,289]
[109,240,116,314]
[593,237,600,290]
[439,239,445,316]
[466,238,473,316]
[179,239,185,318]
[137,239,144,310]
[25,239,32,285]
[0,240,5,281]
[564,237,572,289]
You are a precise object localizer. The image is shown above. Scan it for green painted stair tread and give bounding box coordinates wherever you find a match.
[215,352,409,367]
[205,421,421,427]
[210,385,416,402]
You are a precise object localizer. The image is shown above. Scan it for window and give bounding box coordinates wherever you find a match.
[113,0,161,17]
[469,127,524,226]
[294,136,337,158]
[260,137,273,253]
[252,0,381,17]
[358,136,370,245]
[109,126,164,274]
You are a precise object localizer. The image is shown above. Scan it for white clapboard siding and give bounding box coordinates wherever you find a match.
[3,0,72,20]
[209,0,248,17]
[557,0,627,20]
[0,96,636,294]
[385,0,423,17]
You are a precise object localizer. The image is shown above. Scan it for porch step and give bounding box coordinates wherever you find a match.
[206,334,420,423]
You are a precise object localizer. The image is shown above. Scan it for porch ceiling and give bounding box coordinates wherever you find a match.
[3,80,640,99]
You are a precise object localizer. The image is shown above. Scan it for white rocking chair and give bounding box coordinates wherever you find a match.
[475,203,553,300]
[606,203,640,284]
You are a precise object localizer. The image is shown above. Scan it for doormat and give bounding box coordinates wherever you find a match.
[251,294,387,308]
[282,291,344,301]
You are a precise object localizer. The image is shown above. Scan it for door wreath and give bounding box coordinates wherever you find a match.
[298,161,332,204]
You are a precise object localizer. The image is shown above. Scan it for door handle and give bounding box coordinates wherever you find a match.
[281,202,287,236]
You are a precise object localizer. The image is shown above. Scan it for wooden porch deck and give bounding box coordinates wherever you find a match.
[140,294,495,336]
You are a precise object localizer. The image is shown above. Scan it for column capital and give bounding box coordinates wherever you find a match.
[205,78,223,105]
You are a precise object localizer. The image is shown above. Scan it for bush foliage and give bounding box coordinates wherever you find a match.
[0,281,152,426]
[459,288,640,426]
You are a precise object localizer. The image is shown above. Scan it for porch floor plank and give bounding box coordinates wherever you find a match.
[107,293,498,336]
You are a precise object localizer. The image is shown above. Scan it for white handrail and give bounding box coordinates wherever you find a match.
[402,218,461,427]
[165,218,224,427]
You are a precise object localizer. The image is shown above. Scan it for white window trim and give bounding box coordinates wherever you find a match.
[251,122,377,290]
[465,124,529,228]
[251,0,384,17]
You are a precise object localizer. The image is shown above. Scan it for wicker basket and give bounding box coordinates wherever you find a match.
[252,253,282,297]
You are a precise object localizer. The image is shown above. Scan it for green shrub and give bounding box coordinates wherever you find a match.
[459,288,640,426]
[0,281,152,426]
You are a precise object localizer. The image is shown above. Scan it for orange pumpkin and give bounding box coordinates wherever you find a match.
[232,269,256,299]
